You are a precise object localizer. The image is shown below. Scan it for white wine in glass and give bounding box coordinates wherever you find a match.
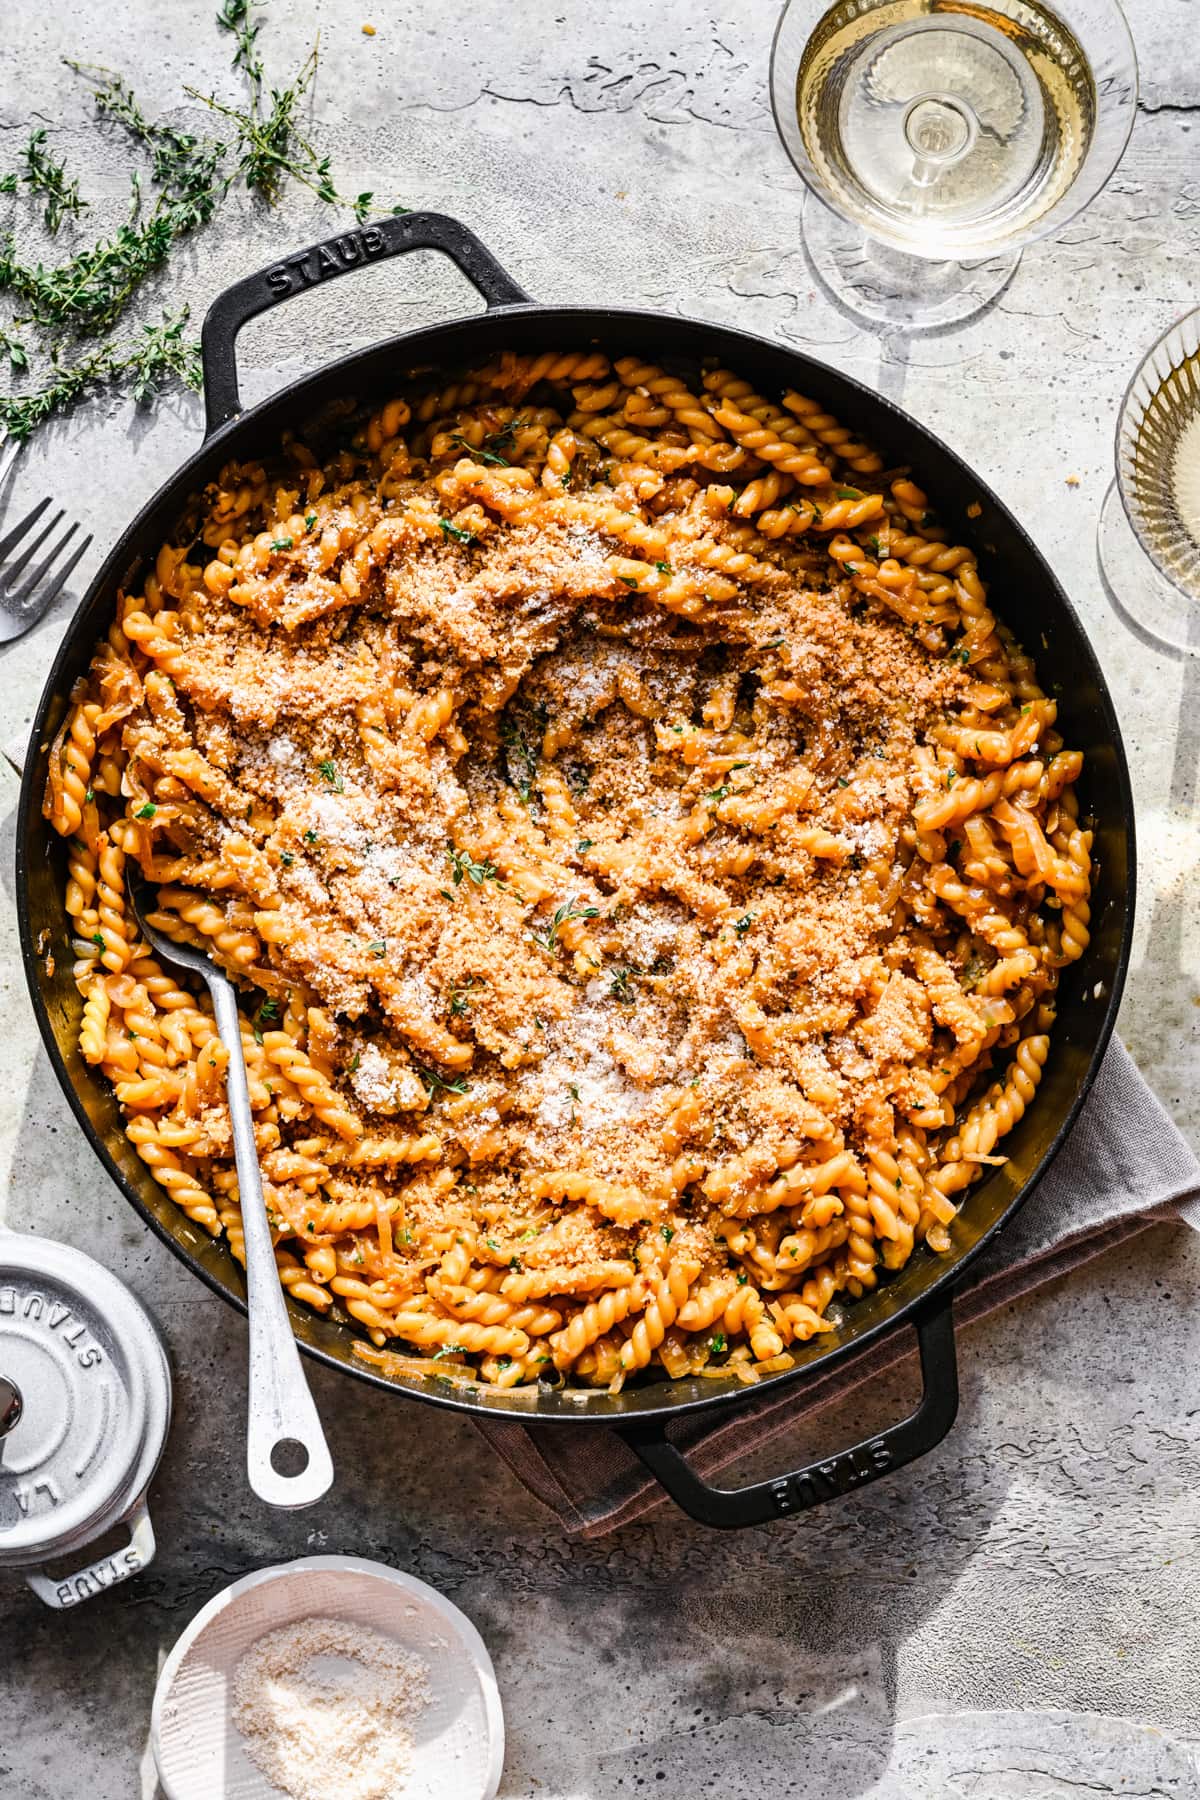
[770,0,1138,330]
[1098,311,1200,657]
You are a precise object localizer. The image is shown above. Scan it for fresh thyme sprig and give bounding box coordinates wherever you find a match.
[186,52,340,211]
[529,897,601,954]
[0,310,202,443]
[0,177,208,336]
[0,327,28,373]
[74,65,230,221]
[0,1,394,440]
[18,129,88,235]
[414,1064,471,1098]
[199,0,372,215]
[447,844,505,889]
[217,0,266,88]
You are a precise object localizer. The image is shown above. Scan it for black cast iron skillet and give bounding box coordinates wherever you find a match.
[16,212,1135,1528]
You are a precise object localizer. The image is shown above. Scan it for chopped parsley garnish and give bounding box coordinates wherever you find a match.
[576,838,594,854]
[316,757,343,792]
[271,535,294,551]
[529,896,600,953]
[654,560,672,576]
[617,573,640,590]
[733,913,755,936]
[303,828,318,844]
[709,1333,727,1355]
[304,509,317,530]
[348,1052,360,1073]
[836,777,849,788]
[367,939,386,957]
[134,800,157,819]
[432,1344,467,1360]
[835,486,863,500]
[609,966,636,1003]
[661,1225,675,1243]
[84,787,95,803]
[279,850,294,867]
[91,932,106,949]
[439,518,476,546]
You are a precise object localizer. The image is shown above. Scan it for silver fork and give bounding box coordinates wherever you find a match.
[0,437,94,643]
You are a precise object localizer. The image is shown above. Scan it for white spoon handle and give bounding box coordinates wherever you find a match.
[208,974,334,1509]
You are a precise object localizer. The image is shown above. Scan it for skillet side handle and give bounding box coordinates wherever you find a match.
[618,1296,958,1530]
[200,210,532,436]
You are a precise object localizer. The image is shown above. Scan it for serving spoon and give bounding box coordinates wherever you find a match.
[128,878,334,1509]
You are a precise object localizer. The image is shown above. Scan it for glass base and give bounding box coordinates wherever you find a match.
[801,192,1020,331]
[1097,480,1200,658]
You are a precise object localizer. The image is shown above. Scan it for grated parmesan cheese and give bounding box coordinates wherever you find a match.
[231,1615,430,1800]
[351,1042,400,1111]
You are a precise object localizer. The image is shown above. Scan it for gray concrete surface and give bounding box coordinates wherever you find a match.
[3,0,1200,1793]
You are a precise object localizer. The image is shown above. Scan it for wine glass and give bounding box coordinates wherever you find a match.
[1097,309,1200,658]
[770,0,1138,332]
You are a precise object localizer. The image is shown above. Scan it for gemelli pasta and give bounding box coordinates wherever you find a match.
[45,348,1091,1393]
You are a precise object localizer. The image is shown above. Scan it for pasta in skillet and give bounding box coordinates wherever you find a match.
[45,348,1091,1392]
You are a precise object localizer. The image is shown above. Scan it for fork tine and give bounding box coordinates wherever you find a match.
[0,495,50,565]
[9,517,81,609]
[1,506,66,593]
[13,528,93,619]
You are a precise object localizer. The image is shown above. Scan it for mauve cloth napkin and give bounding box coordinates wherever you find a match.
[474,1037,1200,1537]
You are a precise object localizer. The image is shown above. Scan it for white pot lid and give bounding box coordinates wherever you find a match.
[0,1232,171,1570]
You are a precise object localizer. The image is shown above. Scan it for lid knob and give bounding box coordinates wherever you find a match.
[0,1376,23,1438]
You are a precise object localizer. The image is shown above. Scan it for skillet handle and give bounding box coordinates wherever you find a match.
[200,210,531,437]
[618,1296,958,1530]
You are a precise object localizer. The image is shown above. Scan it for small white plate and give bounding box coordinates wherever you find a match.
[151,1554,504,1800]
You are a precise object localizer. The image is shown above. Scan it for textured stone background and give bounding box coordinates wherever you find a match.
[2,1,1200,1794]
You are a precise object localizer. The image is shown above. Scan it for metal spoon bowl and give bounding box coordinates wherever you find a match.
[127,877,334,1509]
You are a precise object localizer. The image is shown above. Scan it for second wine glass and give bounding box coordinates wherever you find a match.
[770,0,1138,332]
